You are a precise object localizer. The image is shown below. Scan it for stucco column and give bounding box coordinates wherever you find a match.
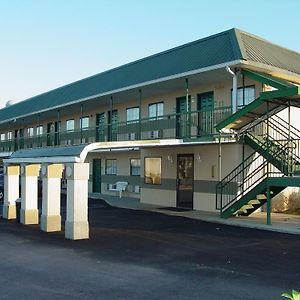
[3,165,20,219]
[65,163,89,240]
[40,164,64,232]
[20,164,41,225]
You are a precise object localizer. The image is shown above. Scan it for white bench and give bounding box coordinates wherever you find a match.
[109,181,128,198]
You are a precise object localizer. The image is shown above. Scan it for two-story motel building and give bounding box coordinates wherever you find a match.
[1,28,300,239]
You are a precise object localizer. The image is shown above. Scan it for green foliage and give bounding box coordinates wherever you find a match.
[282,290,300,300]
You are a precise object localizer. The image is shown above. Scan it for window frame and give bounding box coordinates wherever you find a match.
[144,157,162,185]
[27,127,34,137]
[231,85,256,109]
[105,159,117,175]
[126,106,140,124]
[148,102,164,119]
[36,125,43,136]
[66,119,75,131]
[80,116,89,129]
[130,158,141,176]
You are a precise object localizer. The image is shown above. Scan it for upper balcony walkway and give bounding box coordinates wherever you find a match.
[0,106,232,152]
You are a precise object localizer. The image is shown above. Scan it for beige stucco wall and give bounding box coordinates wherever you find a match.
[0,76,262,138]
[85,150,141,198]
[140,142,246,212]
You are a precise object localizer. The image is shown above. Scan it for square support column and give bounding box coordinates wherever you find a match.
[40,164,64,232]
[3,165,20,219]
[20,164,41,225]
[65,163,89,240]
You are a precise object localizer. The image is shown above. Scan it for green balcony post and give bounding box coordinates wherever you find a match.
[266,185,271,225]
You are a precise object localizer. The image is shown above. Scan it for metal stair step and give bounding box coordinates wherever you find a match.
[249,199,261,205]
[256,194,267,200]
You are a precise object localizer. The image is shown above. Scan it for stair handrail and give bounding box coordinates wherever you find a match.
[216,135,290,211]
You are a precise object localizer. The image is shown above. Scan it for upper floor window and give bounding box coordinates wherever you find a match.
[80,117,89,129]
[126,107,139,123]
[0,133,5,141]
[7,131,12,140]
[105,159,117,175]
[66,119,75,131]
[36,125,43,136]
[27,127,34,137]
[149,102,164,119]
[236,85,255,109]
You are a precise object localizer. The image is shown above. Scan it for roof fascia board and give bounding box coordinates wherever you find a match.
[242,69,295,90]
[0,59,243,125]
[240,61,300,85]
[4,156,82,164]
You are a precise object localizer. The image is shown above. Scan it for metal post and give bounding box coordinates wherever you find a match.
[266,101,271,225]
[288,101,292,174]
[218,130,222,213]
[266,185,271,225]
[109,96,113,141]
[218,131,222,182]
[80,104,83,144]
[139,89,142,140]
[185,78,190,137]
[57,109,60,145]
[38,113,41,147]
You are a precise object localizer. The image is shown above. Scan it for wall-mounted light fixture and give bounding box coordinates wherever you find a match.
[167,154,173,164]
[196,154,201,162]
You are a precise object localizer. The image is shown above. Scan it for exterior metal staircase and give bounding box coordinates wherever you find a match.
[216,117,300,219]
[216,69,300,219]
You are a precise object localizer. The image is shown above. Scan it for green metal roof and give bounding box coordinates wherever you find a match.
[10,145,86,159]
[1,28,300,124]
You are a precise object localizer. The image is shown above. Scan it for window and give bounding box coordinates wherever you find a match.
[27,127,34,137]
[130,159,141,176]
[36,125,43,136]
[148,102,164,139]
[0,133,5,141]
[126,107,140,123]
[7,131,12,140]
[80,116,89,129]
[105,159,117,175]
[144,157,161,184]
[126,107,140,140]
[232,85,255,109]
[149,102,164,119]
[66,119,75,131]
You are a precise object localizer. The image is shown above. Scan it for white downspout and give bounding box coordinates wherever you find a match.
[226,66,238,114]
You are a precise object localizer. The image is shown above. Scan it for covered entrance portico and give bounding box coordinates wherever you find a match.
[2,145,90,240]
[1,139,182,240]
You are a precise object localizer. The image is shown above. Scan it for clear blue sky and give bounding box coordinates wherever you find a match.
[1,0,300,107]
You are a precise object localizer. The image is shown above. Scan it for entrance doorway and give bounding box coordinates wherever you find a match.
[176,154,194,209]
[198,91,214,135]
[176,96,191,138]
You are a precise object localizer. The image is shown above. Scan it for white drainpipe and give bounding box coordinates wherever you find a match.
[226,66,238,114]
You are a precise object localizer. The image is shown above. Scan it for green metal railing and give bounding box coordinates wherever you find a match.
[216,115,300,212]
[0,106,232,152]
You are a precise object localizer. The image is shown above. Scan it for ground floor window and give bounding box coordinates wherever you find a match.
[105,159,117,175]
[144,157,161,184]
[130,158,140,176]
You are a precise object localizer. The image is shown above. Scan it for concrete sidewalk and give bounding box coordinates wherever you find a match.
[90,193,300,235]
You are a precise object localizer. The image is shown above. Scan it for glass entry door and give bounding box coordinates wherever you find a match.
[176,154,194,209]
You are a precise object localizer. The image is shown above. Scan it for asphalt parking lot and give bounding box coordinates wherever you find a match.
[0,198,299,300]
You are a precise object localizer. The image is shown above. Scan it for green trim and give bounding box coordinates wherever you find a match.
[242,69,294,90]
[216,85,300,131]
[216,97,264,131]
[260,86,300,100]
